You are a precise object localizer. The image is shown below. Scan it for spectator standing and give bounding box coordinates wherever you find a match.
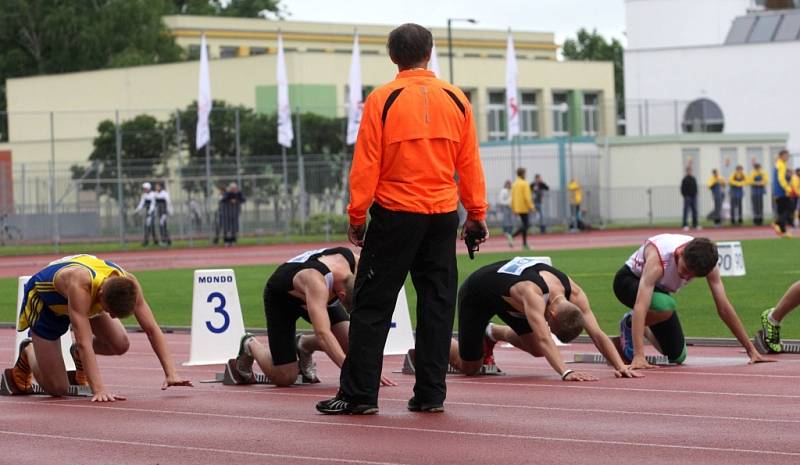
[316,23,488,415]
[707,169,725,227]
[135,182,158,246]
[221,182,246,246]
[680,166,699,231]
[747,162,768,225]
[728,165,746,226]
[497,180,513,246]
[152,182,173,246]
[772,150,793,237]
[792,168,800,229]
[510,167,534,249]
[568,178,583,232]
[531,173,550,233]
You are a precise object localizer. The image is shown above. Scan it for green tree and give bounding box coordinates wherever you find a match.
[170,0,283,17]
[562,29,624,117]
[70,114,171,207]
[0,0,184,139]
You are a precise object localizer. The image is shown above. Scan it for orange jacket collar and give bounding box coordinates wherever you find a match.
[396,69,436,79]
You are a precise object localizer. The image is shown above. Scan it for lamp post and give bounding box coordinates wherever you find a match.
[447,17,477,84]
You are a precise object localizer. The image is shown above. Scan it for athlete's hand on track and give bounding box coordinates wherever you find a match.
[348,223,367,247]
[91,390,126,402]
[162,376,194,390]
[563,370,597,381]
[748,352,776,364]
[630,356,658,370]
[379,374,398,387]
[614,366,644,378]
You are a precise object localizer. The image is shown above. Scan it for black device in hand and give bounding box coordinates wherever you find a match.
[464,228,486,260]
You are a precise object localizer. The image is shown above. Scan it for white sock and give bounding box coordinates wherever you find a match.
[485,323,496,342]
[768,310,781,327]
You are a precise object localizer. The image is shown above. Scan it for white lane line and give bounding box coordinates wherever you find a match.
[2,402,799,458]
[18,384,796,426]
[0,430,411,465]
[444,378,800,399]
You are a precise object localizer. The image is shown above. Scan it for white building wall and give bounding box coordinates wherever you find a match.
[625,0,751,49]
[624,41,800,150]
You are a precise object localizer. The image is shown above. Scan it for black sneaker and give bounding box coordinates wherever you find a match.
[316,393,378,415]
[407,396,444,413]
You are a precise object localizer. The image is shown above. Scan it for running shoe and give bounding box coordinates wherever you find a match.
[407,396,444,413]
[11,338,33,392]
[618,311,634,362]
[316,392,378,415]
[69,343,88,386]
[234,333,256,382]
[760,308,782,354]
[482,334,497,366]
[295,333,320,383]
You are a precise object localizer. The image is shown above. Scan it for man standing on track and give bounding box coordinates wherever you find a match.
[448,258,640,381]
[613,234,772,369]
[135,182,158,246]
[8,254,192,401]
[772,150,793,237]
[510,167,534,250]
[317,23,488,415]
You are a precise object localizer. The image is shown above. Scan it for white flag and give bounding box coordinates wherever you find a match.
[505,32,520,140]
[346,32,363,145]
[196,34,212,149]
[429,43,441,78]
[276,34,294,148]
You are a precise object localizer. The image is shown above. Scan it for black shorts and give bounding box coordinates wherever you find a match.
[457,279,533,362]
[263,286,349,366]
[612,265,686,363]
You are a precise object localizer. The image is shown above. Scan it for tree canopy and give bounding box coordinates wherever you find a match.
[562,28,624,114]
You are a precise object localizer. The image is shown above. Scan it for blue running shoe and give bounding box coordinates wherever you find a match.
[619,311,634,362]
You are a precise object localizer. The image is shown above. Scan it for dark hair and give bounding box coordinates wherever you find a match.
[387,23,432,68]
[552,301,584,343]
[516,167,526,177]
[102,276,138,319]
[779,149,789,157]
[682,238,718,277]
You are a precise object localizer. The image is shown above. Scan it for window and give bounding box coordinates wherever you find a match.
[582,93,600,136]
[486,90,506,141]
[682,98,724,133]
[249,47,267,56]
[552,92,569,136]
[519,91,539,139]
[749,15,782,42]
[219,46,239,59]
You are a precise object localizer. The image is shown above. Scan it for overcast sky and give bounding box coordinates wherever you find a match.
[279,0,627,45]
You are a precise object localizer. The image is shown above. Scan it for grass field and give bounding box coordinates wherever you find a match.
[2,237,799,338]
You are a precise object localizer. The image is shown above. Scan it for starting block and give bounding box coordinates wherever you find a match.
[398,349,504,376]
[753,330,800,355]
[0,368,92,397]
[572,352,671,365]
[214,359,313,385]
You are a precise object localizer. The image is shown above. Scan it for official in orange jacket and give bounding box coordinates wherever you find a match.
[317,23,488,415]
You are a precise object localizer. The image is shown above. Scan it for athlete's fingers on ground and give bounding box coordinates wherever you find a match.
[379,375,398,387]
[749,357,777,364]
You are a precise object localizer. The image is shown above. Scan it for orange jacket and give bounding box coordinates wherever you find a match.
[347,69,487,225]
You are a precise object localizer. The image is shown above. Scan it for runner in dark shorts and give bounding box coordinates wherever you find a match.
[231,247,396,387]
[451,257,638,381]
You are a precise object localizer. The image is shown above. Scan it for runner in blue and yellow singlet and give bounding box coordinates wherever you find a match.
[10,254,192,401]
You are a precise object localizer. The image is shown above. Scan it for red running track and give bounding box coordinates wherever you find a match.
[0,225,780,278]
[2,328,800,465]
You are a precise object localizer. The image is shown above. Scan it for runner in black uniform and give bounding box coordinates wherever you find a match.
[232,247,396,387]
[451,257,639,381]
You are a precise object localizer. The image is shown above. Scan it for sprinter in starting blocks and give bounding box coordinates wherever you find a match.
[447,257,639,381]
[227,247,396,388]
[7,254,192,402]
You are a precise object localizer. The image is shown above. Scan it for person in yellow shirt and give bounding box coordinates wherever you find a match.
[747,162,768,225]
[568,178,583,232]
[707,169,726,227]
[772,150,793,236]
[510,167,534,249]
[792,168,800,229]
[8,254,192,401]
[728,165,746,226]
